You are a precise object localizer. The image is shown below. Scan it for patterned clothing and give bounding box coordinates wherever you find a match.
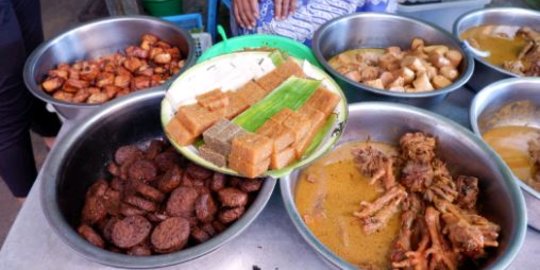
[233,0,397,46]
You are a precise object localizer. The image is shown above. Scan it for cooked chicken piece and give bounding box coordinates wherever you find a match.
[379,54,400,71]
[400,132,437,163]
[352,145,397,190]
[87,91,109,104]
[123,57,142,72]
[360,66,380,81]
[137,66,154,77]
[388,76,405,89]
[149,47,164,60]
[360,52,380,65]
[379,71,395,87]
[424,207,458,270]
[440,66,459,81]
[345,70,361,82]
[399,67,416,84]
[353,186,407,234]
[432,75,452,89]
[52,91,74,102]
[103,85,120,99]
[455,175,479,210]
[390,194,424,263]
[140,34,158,50]
[42,77,64,92]
[132,76,151,90]
[445,50,463,68]
[387,46,402,58]
[153,53,172,64]
[114,74,131,88]
[68,69,80,80]
[401,161,433,192]
[364,79,384,89]
[429,52,452,69]
[402,56,426,73]
[424,45,449,55]
[425,64,437,79]
[48,69,68,80]
[434,199,500,259]
[167,47,181,59]
[411,37,425,51]
[423,159,458,204]
[80,65,99,81]
[96,72,115,87]
[125,45,148,59]
[155,40,172,49]
[412,71,434,92]
[72,88,90,103]
[63,79,89,92]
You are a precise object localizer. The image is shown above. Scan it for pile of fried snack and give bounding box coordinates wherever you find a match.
[331,38,463,92]
[166,58,341,178]
[41,34,185,104]
[77,139,263,255]
[352,132,501,269]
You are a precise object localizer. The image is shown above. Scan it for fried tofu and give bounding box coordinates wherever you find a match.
[270,147,296,169]
[298,106,327,131]
[197,89,229,111]
[304,87,341,116]
[282,111,311,143]
[255,58,304,93]
[165,117,198,146]
[257,120,295,152]
[228,155,270,178]
[224,91,250,119]
[230,133,272,164]
[177,103,224,135]
[270,108,294,124]
[235,81,267,105]
[199,145,227,167]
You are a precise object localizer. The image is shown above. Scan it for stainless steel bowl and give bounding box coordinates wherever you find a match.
[24,15,196,119]
[470,78,540,202]
[40,89,276,268]
[454,8,540,91]
[312,13,474,108]
[281,102,526,269]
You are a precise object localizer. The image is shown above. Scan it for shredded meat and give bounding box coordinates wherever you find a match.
[400,161,433,192]
[400,132,437,163]
[353,186,407,234]
[352,145,397,190]
[455,175,479,210]
[424,159,458,203]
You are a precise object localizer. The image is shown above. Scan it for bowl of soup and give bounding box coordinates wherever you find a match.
[454,8,540,91]
[470,77,540,201]
[281,102,526,269]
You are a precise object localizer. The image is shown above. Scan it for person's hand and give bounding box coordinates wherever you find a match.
[233,0,259,29]
[274,0,296,20]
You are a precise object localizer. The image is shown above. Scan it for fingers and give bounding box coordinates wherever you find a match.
[281,0,290,19]
[234,0,256,29]
[249,0,259,20]
[233,0,246,28]
[274,0,283,20]
[289,0,297,14]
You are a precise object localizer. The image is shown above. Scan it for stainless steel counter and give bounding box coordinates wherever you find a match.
[0,87,539,269]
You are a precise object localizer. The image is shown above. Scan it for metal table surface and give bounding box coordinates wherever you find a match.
[1,87,540,269]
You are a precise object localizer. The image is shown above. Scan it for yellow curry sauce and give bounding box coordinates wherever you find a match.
[460,25,527,66]
[483,125,540,189]
[295,141,400,269]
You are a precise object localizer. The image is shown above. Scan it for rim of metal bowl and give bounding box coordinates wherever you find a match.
[281,102,527,269]
[23,15,197,109]
[40,89,277,269]
[453,7,540,78]
[470,77,540,200]
[312,12,474,99]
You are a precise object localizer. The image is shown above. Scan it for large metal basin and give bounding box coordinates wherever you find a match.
[281,102,526,269]
[24,16,196,119]
[40,89,276,268]
[454,8,540,91]
[312,13,474,108]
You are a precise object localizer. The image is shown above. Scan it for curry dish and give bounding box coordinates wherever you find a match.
[483,125,540,191]
[296,132,501,269]
[461,25,540,76]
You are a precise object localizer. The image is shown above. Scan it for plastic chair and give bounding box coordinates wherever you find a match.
[207,0,232,42]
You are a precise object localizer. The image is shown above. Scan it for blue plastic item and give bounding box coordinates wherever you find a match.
[162,13,203,32]
[207,0,232,41]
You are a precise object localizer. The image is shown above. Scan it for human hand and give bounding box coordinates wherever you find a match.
[274,0,296,20]
[233,0,259,29]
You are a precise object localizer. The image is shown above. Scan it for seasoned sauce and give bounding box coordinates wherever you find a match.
[460,25,527,66]
[483,125,540,188]
[295,141,400,269]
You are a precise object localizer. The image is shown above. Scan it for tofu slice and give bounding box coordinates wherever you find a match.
[230,133,273,164]
[199,144,227,167]
[165,117,198,146]
[177,103,224,135]
[228,155,270,178]
[224,91,250,119]
[304,87,341,116]
[270,147,297,169]
[235,81,268,105]
[255,58,305,93]
[196,89,229,111]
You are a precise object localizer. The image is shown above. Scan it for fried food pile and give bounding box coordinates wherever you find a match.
[41,34,185,104]
[503,27,540,76]
[330,38,463,93]
[77,139,262,255]
[352,132,501,269]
